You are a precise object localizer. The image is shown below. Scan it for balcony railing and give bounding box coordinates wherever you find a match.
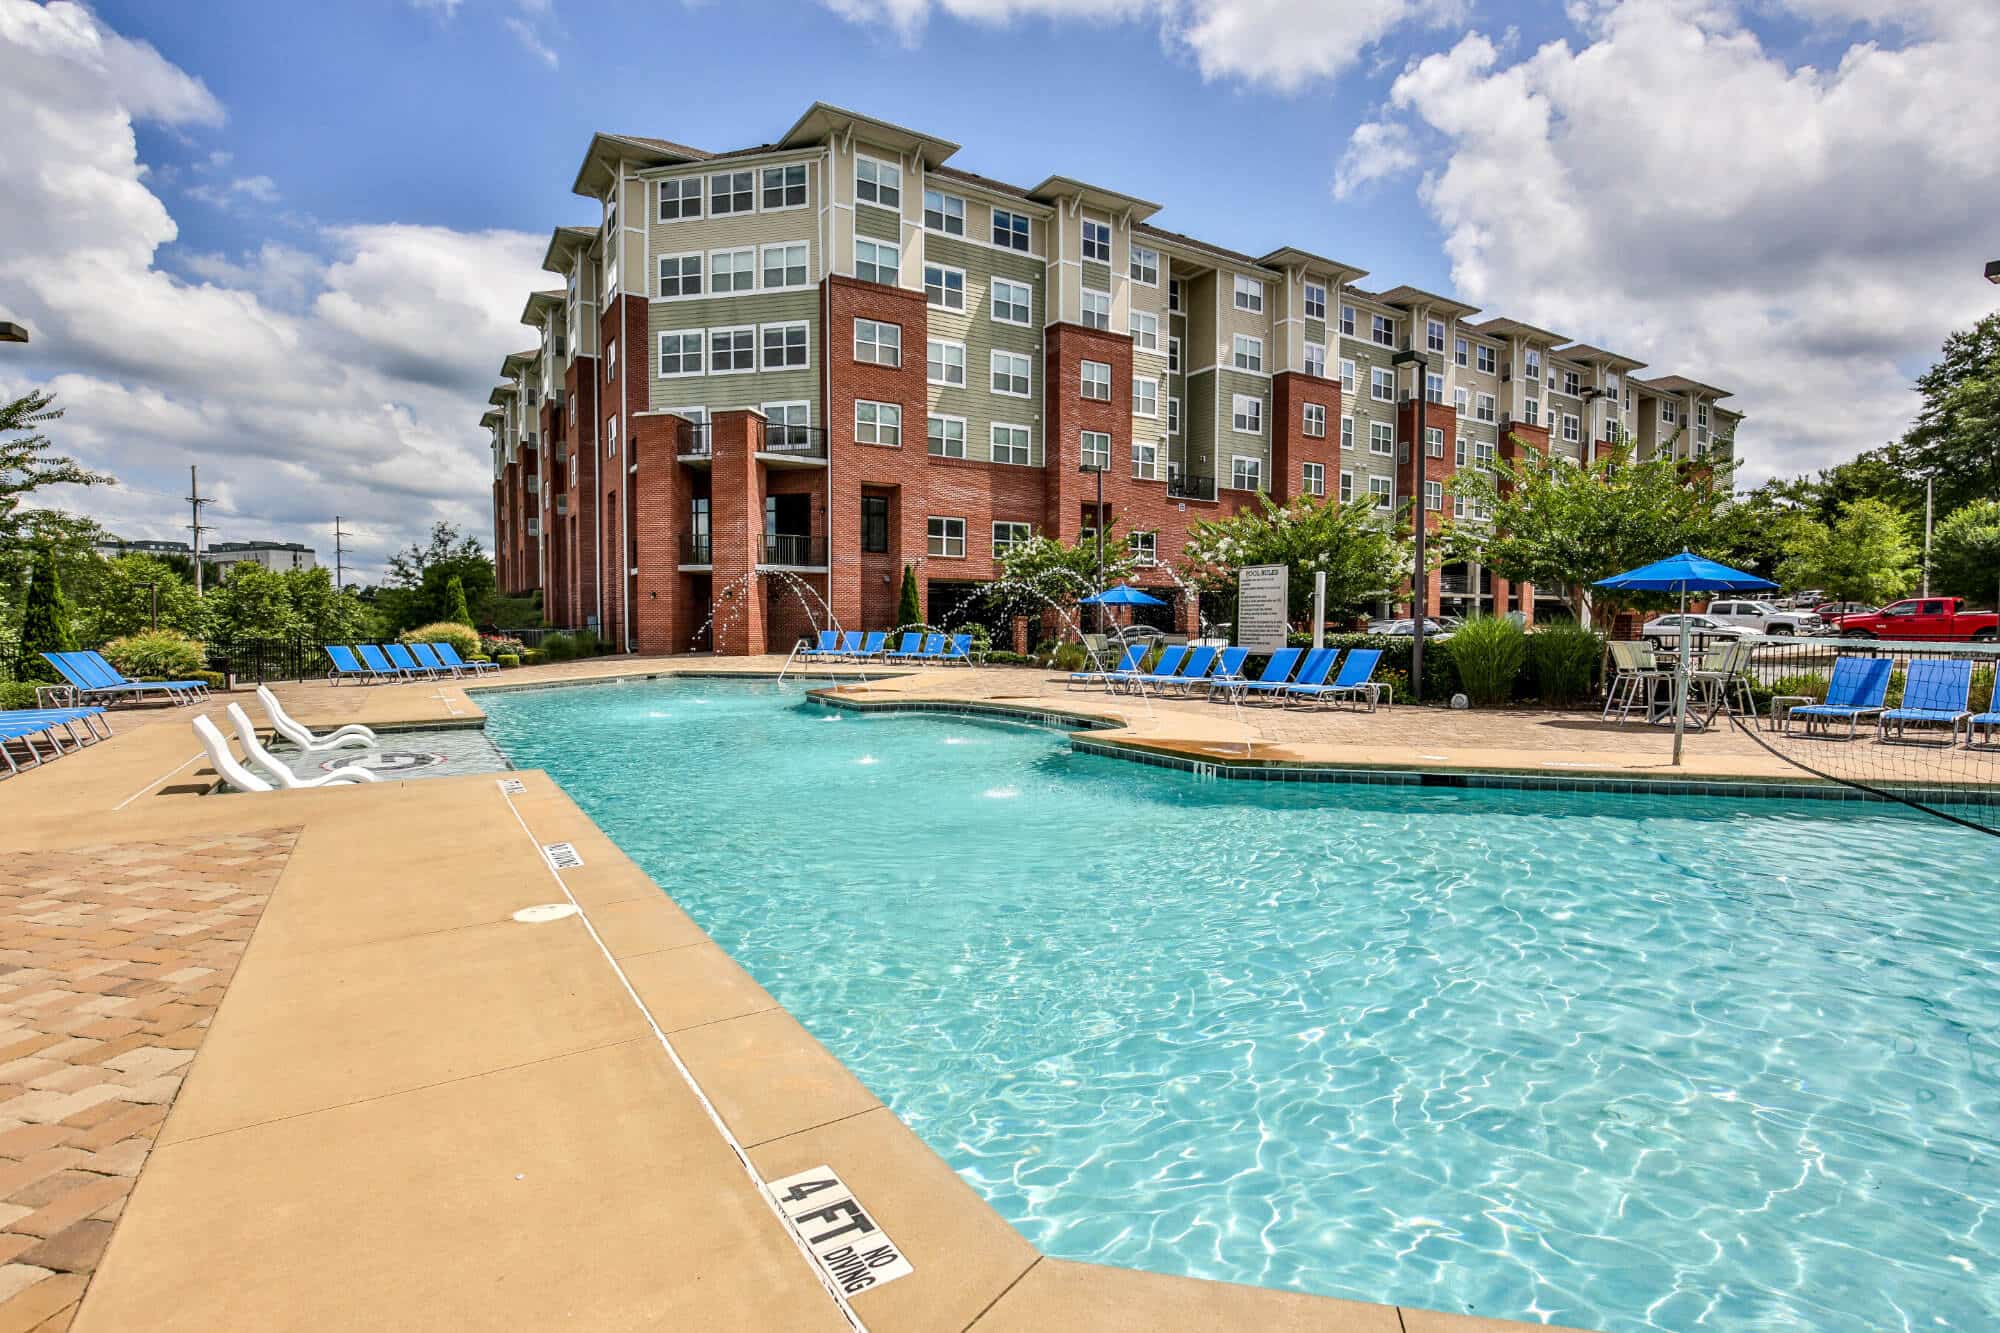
[1167,471,1216,502]
[760,533,825,567]
[680,532,712,564]
[678,422,713,458]
[758,421,828,460]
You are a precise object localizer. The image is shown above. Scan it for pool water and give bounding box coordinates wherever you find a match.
[484,679,2000,1331]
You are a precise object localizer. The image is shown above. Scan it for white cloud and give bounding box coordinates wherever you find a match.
[186,173,280,209]
[1343,0,2000,484]
[503,14,558,66]
[0,0,545,582]
[1334,120,1417,198]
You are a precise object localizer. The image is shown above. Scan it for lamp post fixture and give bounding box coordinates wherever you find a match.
[1986,259,2000,285]
[1080,461,1107,633]
[1390,347,1430,701]
[0,322,28,344]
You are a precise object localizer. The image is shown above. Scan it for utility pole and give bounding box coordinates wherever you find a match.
[186,465,211,594]
[1921,478,1934,597]
[333,516,349,591]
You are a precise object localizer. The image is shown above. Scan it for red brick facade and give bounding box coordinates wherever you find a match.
[1269,371,1342,504]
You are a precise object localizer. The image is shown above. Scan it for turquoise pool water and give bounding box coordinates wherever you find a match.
[484,679,2000,1331]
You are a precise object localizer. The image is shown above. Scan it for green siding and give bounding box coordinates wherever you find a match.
[647,289,819,416]
[1081,260,1111,294]
[1305,317,1327,346]
[921,232,1045,466]
[1218,369,1271,478]
[855,203,901,243]
[1185,369,1217,481]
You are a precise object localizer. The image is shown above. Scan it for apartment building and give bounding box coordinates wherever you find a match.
[486,102,1741,651]
[205,541,317,575]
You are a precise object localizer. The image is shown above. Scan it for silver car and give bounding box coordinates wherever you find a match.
[1641,613,1754,644]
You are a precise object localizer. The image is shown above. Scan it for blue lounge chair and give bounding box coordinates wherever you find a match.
[0,707,111,776]
[327,644,385,684]
[838,631,865,659]
[42,652,201,706]
[885,632,925,662]
[1878,658,1974,744]
[357,644,414,680]
[432,642,500,675]
[1203,647,1251,696]
[1157,644,1219,695]
[1221,647,1305,703]
[1071,644,1144,690]
[854,631,888,662]
[916,633,946,661]
[1966,676,2000,748]
[74,650,210,700]
[384,643,442,679]
[1290,648,1387,710]
[942,633,973,665]
[406,642,455,676]
[1786,656,1893,738]
[1120,645,1186,694]
[796,630,843,661]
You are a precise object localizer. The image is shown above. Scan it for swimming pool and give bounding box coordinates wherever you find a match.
[484,678,2000,1331]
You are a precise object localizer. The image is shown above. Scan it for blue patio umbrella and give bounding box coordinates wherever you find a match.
[1595,551,1777,764]
[1078,583,1168,607]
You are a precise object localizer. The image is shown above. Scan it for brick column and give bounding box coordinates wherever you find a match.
[709,409,766,657]
[1042,323,1132,541]
[1269,372,1342,505]
[631,415,685,655]
[564,359,600,632]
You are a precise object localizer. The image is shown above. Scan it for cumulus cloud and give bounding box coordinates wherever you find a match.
[1344,0,2000,484]
[0,0,544,581]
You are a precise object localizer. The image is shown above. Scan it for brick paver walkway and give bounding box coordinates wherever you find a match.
[0,830,297,1331]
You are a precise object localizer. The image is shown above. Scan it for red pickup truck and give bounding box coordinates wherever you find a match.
[1832,597,1998,641]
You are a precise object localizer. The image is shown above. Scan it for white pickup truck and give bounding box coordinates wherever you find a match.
[1703,598,1820,635]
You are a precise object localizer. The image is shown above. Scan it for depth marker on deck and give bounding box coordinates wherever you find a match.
[541,841,583,870]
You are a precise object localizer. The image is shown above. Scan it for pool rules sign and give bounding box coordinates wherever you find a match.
[1237,563,1289,652]
[768,1165,914,1296]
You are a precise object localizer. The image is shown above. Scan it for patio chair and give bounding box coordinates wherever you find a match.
[942,634,974,665]
[225,704,381,789]
[1158,645,1220,695]
[406,642,458,677]
[1784,655,1892,739]
[1603,640,1667,722]
[41,652,202,707]
[194,712,378,793]
[74,649,210,701]
[1965,675,2000,748]
[256,685,376,753]
[915,633,947,662]
[384,643,444,679]
[1274,649,1346,708]
[0,707,111,777]
[1294,648,1389,711]
[1224,648,1310,704]
[1691,641,1756,722]
[796,630,843,661]
[1877,658,1974,745]
[884,632,925,663]
[854,631,889,662]
[1203,647,1251,696]
[1118,645,1186,694]
[1069,644,1144,690]
[326,644,385,684]
[357,644,415,680]
[432,642,500,675]
[1133,645,1207,695]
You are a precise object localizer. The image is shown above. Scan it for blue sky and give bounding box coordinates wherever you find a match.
[4,0,1995,577]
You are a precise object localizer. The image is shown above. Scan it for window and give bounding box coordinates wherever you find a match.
[1080,360,1111,401]
[991,423,1031,465]
[1476,438,1495,472]
[1079,430,1110,470]
[1524,395,1541,426]
[1424,480,1443,511]
[1427,319,1446,353]
[1369,421,1393,455]
[1082,218,1111,262]
[1455,436,1468,467]
[711,247,755,293]
[1454,337,1469,367]
[606,338,616,380]
[855,156,900,208]
[1606,373,1621,397]
[1169,278,1183,312]
[659,176,701,222]
[1233,335,1263,373]
[991,278,1031,325]
[658,331,701,377]
[927,415,966,458]
[1303,402,1326,437]
[1662,401,1678,424]
[1340,470,1354,503]
[925,264,965,311]
[992,208,1030,251]
[1605,420,1623,445]
[1339,305,1356,337]
[993,521,1032,556]
[926,338,966,387]
[1369,476,1393,509]
[1425,426,1444,458]
[1302,462,1325,496]
[708,326,754,373]
[762,321,808,369]
[1371,367,1394,402]
[1426,372,1444,405]
[1340,358,1356,393]
[1130,310,1160,351]
[861,496,889,553]
[1134,376,1158,417]
[856,400,902,447]
[1130,243,1159,286]
[1304,282,1326,320]
[1081,289,1110,330]
[1304,341,1327,378]
[709,170,753,216]
[1132,439,1160,480]
[1525,348,1542,381]
[1371,313,1396,347]
[927,516,964,557]
[923,189,964,235]
[658,252,701,298]
[1128,530,1157,564]
[1229,274,1264,313]
[1454,385,1469,415]
[855,238,899,286]
[764,401,810,446]
[1697,402,1711,428]
[1167,397,1181,434]
[761,163,806,210]
[1562,369,1581,396]
[761,243,808,290]
[1476,345,1496,375]
[1475,392,1496,423]
[1341,415,1354,451]
[854,317,900,367]
[991,351,1031,396]
[1231,393,1262,434]
[1562,413,1581,443]
[1231,455,1262,491]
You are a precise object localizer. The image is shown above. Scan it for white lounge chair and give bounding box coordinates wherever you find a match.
[256,685,377,752]
[194,710,377,793]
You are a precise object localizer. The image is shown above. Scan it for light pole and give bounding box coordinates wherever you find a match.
[1080,461,1106,634]
[1391,347,1429,701]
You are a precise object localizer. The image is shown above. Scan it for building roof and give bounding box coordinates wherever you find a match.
[928,163,1037,202]
[541,225,598,275]
[1255,248,1369,284]
[1132,222,1272,273]
[488,385,515,406]
[1469,315,1571,346]
[778,102,959,168]
[1373,284,1480,321]
[570,131,710,198]
[1557,342,1647,372]
[521,290,562,325]
[1027,175,1162,222]
[210,541,314,553]
[480,409,504,426]
[1635,373,1733,400]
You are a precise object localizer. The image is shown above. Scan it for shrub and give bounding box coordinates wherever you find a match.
[1447,616,1529,706]
[480,634,526,661]
[404,622,481,660]
[1312,633,1459,702]
[570,629,603,657]
[520,649,543,665]
[497,653,521,669]
[981,650,1034,667]
[16,544,76,683]
[1046,642,1088,672]
[1765,671,1829,703]
[102,631,206,682]
[0,682,40,710]
[538,634,575,662]
[1528,623,1603,705]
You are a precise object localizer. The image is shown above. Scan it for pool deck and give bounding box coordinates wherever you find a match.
[7,652,1910,1331]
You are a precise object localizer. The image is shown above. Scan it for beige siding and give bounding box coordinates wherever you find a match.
[646,289,818,418]
[1218,271,1272,372]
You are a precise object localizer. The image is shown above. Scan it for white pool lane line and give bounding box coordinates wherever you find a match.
[495,780,871,1333]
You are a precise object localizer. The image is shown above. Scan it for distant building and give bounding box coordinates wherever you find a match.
[207,541,318,575]
[95,536,194,561]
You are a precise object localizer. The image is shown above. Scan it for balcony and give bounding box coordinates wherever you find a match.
[677,422,713,463]
[679,532,712,566]
[759,533,825,568]
[1167,471,1216,502]
[757,421,827,465]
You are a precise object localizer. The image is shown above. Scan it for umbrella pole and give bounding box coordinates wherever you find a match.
[1672,586,1688,766]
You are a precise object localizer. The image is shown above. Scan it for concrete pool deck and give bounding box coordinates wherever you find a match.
[9,652,1929,1329]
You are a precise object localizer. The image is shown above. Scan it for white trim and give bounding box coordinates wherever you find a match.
[989,277,1032,326]
[926,412,968,458]
[656,329,703,378]
[854,398,903,447]
[989,349,1032,398]
[924,262,967,312]
[759,320,810,371]
[1230,393,1263,436]
[926,336,967,388]
[989,421,1033,466]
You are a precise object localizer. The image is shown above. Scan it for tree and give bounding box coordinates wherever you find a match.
[1930,499,2000,610]
[1181,493,1405,623]
[1887,312,2000,514]
[1444,433,1738,622]
[1,390,111,553]
[1777,498,1919,605]
[283,567,376,645]
[380,521,496,632]
[896,564,922,627]
[204,562,301,643]
[73,554,207,643]
[16,544,77,682]
[443,574,473,626]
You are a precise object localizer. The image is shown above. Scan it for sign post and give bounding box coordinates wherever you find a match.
[1237,564,1289,653]
[1312,571,1326,650]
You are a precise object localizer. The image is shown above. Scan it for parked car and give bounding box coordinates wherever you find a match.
[1640,613,1754,644]
[1785,589,1825,610]
[1703,598,1820,635]
[1829,597,1998,641]
[1812,601,1876,624]
[1366,617,1454,637]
